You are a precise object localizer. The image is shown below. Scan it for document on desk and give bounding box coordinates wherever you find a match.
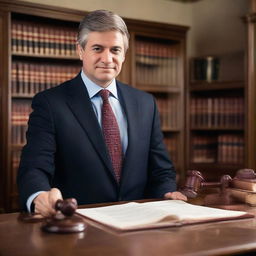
[76,200,254,231]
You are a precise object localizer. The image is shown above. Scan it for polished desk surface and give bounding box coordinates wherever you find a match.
[1,200,256,256]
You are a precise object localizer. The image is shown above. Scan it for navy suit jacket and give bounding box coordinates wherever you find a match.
[17,73,176,209]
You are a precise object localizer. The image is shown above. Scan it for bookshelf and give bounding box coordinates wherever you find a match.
[0,0,188,212]
[131,34,185,178]
[186,56,246,180]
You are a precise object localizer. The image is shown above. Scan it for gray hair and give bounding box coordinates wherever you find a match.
[77,10,130,52]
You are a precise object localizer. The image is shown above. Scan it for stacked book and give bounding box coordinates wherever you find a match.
[229,170,256,206]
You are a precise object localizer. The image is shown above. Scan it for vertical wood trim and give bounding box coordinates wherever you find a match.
[247,20,256,169]
[0,10,11,212]
[246,0,256,170]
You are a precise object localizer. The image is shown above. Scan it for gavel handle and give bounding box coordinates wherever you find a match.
[201,182,221,188]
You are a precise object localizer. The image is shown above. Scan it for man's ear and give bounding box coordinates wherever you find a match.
[77,44,84,60]
[121,53,126,63]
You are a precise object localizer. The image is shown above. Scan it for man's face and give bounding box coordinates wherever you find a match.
[78,31,126,88]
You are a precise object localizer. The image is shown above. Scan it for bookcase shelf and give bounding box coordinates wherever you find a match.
[189,81,244,91]
[162,128,181,132]
[189,162,244,170]
[0,0,188,212]
[12,52,79,60]
[136,85,181,93]
[131,32,186,182]
[12,94,34,99]
[187,54,247,181]
[190,127,244,131]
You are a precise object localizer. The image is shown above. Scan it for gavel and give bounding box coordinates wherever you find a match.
[42,198,87,233]
[181,170,232,198]
[55,198,78,217]
[181,169,256,199]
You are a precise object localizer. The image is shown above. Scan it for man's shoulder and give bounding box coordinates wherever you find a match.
[33,74,80,99]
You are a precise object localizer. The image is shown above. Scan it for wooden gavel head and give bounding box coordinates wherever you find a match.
[181,170,204,198]
[184,170,204,192]
[219,175,232,192]
[55,198,78,217]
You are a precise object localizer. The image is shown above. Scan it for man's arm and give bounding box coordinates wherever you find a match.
[147,96,187,201]
[17,92,58,213]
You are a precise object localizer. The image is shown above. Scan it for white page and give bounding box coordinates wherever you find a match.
[77,202,178,229]
[142,200,247,220]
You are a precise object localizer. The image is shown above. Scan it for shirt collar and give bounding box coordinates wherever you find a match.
[80,70,118,99]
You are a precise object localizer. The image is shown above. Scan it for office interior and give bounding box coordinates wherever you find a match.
[0,0,255,214]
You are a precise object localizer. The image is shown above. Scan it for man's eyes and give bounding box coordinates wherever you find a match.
[111,48,122,54]
[92,47,102,52]
[91,47,122,54]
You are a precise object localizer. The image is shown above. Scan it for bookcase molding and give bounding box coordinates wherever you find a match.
[245,7,256,171]
[0,0,188,212]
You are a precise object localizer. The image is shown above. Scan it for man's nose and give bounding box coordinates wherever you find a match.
[101,50,113,63]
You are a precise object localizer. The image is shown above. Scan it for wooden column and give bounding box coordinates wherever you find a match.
[0,10,11,212]
[246,0,256,170]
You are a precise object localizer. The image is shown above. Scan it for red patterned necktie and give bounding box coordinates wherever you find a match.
[100,89,123,182]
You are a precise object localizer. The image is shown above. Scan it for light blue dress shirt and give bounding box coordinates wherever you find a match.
[26,71,128,212]
[80,70,128,154]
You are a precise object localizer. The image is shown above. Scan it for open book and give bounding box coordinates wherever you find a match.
[76,200,253,231]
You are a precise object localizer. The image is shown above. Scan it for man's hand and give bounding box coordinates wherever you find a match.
[164,191,187,201]
[33,188,63,217]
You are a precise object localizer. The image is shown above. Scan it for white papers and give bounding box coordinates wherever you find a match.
[77,200,249,231]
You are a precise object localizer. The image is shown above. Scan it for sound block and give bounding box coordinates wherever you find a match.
[41,212,87,233]
[18,212,45,223]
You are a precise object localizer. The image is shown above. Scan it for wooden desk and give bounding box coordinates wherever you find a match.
[1,202,256,256]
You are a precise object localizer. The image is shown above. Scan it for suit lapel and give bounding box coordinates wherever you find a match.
[65,74,114,177]
[117,82,140,182]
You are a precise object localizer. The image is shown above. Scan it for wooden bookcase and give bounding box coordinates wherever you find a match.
[0,0,188,212]
[186,55,246,181]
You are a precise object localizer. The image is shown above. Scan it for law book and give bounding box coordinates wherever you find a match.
[228,188,256,206]
[76,200,252,232]
[232,178,256,192]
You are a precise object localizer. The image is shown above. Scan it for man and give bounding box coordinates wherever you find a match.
[17,10,186,217]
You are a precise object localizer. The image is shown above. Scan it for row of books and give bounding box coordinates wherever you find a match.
[218,134,244,164]
[11,124,27,146]
[164,136,178,165]
[11,100,31,125]
[11,150,21,194]
[192,57,219,82]
[136,58,178,87]
[136,40,178,58]
[190,97,244,128]
[135,40,178,87]
[156,96,180,129]
[191,134,244,164]
[11,20,77,56]
[12,61,81,96]
[12,99,28,142]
